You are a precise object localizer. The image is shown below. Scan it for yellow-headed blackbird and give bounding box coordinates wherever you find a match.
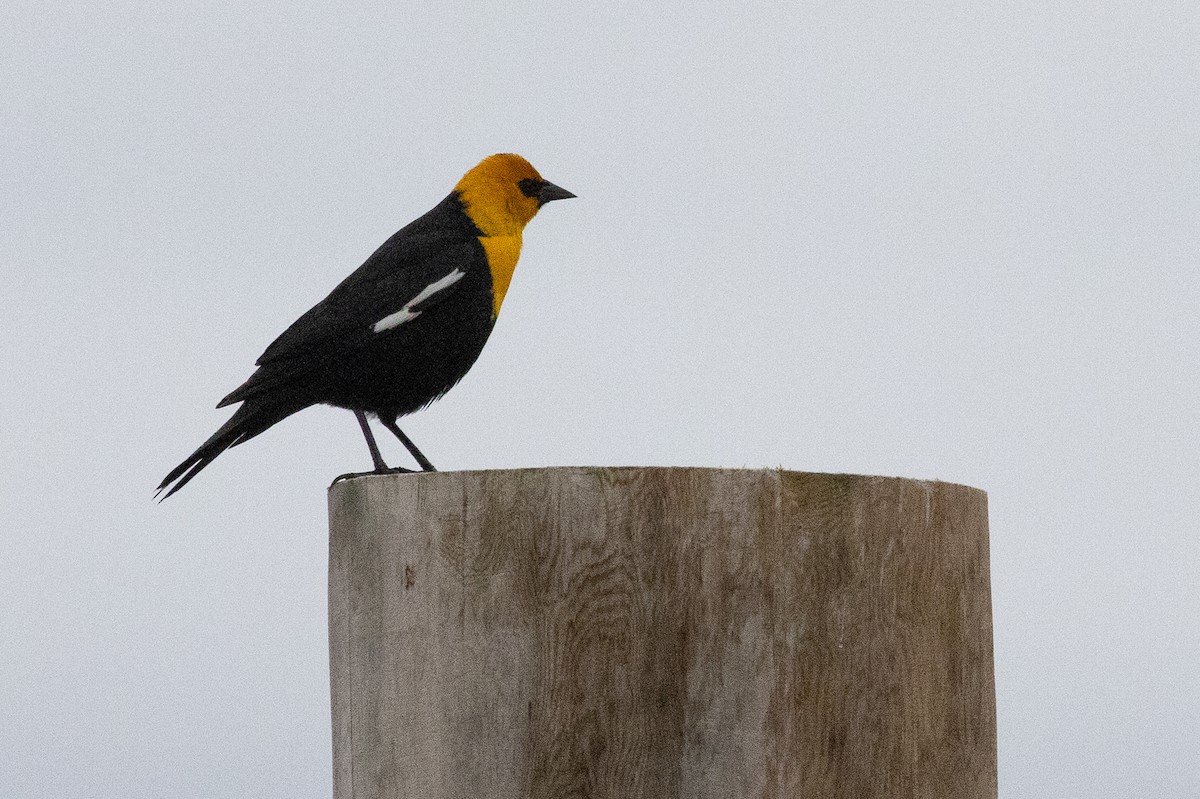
[157,154,574,499]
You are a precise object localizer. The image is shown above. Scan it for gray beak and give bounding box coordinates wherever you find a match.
[537,181,577,205]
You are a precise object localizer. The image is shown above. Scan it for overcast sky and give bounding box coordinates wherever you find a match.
[3,2,1198,797]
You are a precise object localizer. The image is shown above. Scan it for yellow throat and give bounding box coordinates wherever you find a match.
[479,233,522,319]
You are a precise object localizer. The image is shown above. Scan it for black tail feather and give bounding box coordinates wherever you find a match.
[156,401,298,501]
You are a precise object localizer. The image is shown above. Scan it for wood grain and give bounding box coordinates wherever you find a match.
[328,468,995,799]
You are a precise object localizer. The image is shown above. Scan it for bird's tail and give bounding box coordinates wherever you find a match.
[156,400,302,501]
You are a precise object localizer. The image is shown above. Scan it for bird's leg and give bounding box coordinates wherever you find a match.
[355,410,388,471]
[380,417,437,472]
[330,411,415,486]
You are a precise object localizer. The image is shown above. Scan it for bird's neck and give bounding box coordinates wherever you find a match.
[480,233,523,319]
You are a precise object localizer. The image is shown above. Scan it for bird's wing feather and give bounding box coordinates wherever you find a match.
[255,231,479,366]
[216,230,480,408]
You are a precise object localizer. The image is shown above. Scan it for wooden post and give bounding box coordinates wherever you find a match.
[328,467,995,799]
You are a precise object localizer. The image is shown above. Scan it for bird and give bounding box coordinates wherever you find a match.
[156,153,574,500]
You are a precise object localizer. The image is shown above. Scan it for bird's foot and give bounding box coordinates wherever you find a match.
[330,466,417,486]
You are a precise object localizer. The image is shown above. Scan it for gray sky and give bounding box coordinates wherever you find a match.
[3,2,1198,796]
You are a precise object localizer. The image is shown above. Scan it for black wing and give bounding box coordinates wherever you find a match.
[218,227,480,408]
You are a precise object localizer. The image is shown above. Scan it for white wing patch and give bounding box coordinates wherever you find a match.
[372,269,466,333]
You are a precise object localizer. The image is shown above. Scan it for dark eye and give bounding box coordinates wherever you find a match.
[518,178,542,198]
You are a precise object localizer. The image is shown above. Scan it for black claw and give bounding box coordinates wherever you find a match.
[330,466,418,487]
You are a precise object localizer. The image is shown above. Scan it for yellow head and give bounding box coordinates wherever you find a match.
[454,154,575,237]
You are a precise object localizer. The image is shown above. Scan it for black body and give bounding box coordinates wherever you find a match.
[157,192,494,498]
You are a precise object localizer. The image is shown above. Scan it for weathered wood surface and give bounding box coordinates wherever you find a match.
[328,467,995,799]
